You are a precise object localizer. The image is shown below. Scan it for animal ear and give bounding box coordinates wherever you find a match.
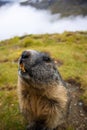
[43,55,51,62]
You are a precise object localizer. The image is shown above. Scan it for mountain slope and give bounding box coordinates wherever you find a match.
[20,0,87,16]
[0,1,10,6]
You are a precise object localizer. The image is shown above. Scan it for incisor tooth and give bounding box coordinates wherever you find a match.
[20,64,26,72]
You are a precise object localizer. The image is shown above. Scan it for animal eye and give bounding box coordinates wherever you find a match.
[43,56,51,62]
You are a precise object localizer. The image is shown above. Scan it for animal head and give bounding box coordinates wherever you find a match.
[18,50,64,88]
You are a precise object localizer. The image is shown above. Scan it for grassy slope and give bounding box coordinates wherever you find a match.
[0,32,87,130]
[49,0,87,16]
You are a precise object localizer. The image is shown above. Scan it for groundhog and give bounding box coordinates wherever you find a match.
[17,50,69,130]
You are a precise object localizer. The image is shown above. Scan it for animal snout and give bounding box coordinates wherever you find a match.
[22,51,31,59]
[19,51,31,64]
[19,58,23,64]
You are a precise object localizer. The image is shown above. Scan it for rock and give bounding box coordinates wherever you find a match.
[20,0,87,16]
[78,101,83,107]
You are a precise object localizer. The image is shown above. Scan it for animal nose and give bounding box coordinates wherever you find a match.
[22,51,30,59]
[19,58,23,64]
[21,51,29,59]
[19,51,31,64]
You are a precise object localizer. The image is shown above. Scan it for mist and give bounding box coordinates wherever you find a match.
[0,4,87,41]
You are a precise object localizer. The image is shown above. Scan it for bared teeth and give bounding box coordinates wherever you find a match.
[20,64,26,72]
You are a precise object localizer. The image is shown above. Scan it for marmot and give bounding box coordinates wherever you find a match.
[17,50,69,130]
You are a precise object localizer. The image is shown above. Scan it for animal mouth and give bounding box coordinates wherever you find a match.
[18,62,31,80]
[19,63,26,73]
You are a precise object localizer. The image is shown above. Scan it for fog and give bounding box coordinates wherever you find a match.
[0,4,87,41]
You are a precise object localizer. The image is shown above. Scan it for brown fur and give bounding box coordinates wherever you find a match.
[18,76,68,129]
[17,50,69,130]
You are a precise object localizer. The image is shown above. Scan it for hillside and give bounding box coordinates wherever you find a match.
[0,1,10,6]
[20,0,87,16]
[0,32,87,129]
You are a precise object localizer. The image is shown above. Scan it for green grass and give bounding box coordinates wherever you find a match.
[0,31,87,130]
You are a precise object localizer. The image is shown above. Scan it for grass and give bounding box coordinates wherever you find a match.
[0,31,87,130]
